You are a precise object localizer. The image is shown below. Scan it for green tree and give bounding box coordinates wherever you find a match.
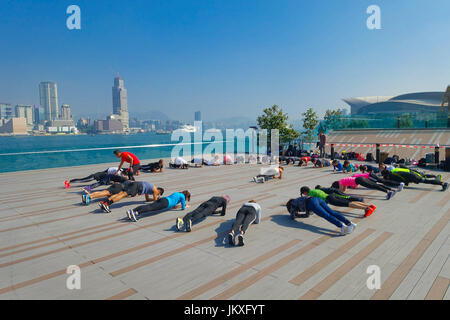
[301,108,319,142]
[398,114,413,128]
[323,109,344,131]
[257,105,299,143]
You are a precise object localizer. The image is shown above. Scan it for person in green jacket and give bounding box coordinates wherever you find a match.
[300,186,376,218]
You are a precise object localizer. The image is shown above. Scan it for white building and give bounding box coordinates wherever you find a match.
[39,82,59,121]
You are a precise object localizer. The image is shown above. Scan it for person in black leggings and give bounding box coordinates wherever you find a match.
[83,174,129,193]
[175,195,231,232]
[331,176,396,200]
[227,201,261,246]
[141,159,164,173]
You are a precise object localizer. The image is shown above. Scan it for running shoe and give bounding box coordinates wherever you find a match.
[364,206,375,218]
[252,177,258,183]
[227,233,235,246]
[339,224,348,236]
[346,222,357,234]
[438,174,443,182]
[81,194,86,204]
[175,217,184,231]
[236,234,244,246]
[185,219,192,232]
[127,209,138,222]
[84,194,91,205]
[83,186,91,193]
[64,180,70,189]
[99,201,111,213]
[443,182,449,191]
[398,182,404,192]
[386,190,396,200]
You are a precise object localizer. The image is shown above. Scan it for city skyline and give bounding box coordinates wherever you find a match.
[1,1,450,121]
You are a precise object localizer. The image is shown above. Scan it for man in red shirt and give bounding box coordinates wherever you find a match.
[114,150,141,181]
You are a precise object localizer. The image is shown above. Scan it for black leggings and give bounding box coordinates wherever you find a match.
[395,172,441,186]
[70,171,105,183]
[326,194,351,207]
[355,177,391,193]
[183,202,216,224]
[369,173,401,188]
[89,174,127,190]
[135,198,169,214]
[127,164,141,181]
[232,206,257,234]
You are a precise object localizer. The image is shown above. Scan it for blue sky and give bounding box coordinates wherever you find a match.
[1,0,449,121]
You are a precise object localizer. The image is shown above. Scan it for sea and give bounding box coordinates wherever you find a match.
[0,132,255,173]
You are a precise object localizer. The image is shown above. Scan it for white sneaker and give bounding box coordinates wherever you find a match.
[398,182,404,192]
[252,177,258,183]
[346,222,357,234]
[340,224,347,236]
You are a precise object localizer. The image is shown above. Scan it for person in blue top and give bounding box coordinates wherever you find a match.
[286,196,356,236]
[126,190,191,222]
[359,164,379,174]
[332,160,343,172]
[342,160,357,173]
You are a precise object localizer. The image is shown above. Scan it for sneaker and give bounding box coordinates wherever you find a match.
[259,177,265,183]
[99,201,111,213]
[386,190,396,200]
[236,234,244,246]
[346,222,357,234]
[81,194,86,204]
[127,209,138,222]
[176,217,184,231]
[83,186,91,193]
[339,224,347,236]
[370,204,377,210]
[443,182,449,191]
[185,219,192,232]
[227,233,235,246]
[438,174,443,182]
[64,180,70,189]
[364,206,374,217]
[398,182,404,192]
[252,177,258,183]
[85,194,91,205]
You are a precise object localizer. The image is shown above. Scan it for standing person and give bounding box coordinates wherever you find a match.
[126,191,191,222]
[300,186,376,217]
[227,200,261,246]
[113,150,141,181]
[331,176,396,200]
[175,195,230,232]
[318,131,326,158]
[286,196,356,236]
[141,159,164,173]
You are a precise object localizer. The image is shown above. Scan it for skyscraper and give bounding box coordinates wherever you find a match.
[112,75,129,131]
[195,111,202,121]
[60,104,72,120]
[39,82,59,121]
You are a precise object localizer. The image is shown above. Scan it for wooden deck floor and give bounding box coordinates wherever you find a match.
[0,159,449,300]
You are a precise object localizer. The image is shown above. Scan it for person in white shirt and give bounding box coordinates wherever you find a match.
[65,167,121,189]
[170,157,189,169]
[252,166,284,183]
[207,155,221,166]
[228,201,262,246]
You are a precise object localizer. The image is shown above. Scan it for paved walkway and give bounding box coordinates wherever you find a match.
[0,160,448,300]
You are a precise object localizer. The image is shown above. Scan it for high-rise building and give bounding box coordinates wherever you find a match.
[33,105,42,124]
[112,75,129,132]
[15,105,34,126]
[39,82,59,121]
[60,104,72,120]
[195,111,202,121]
[0,103,14,120]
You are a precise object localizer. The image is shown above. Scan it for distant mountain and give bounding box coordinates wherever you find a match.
[129,110,170,121]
